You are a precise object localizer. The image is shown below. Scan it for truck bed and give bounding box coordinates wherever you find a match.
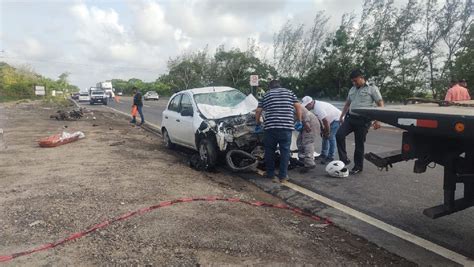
[352,101,474,140]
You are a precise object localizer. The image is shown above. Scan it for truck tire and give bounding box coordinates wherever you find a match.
[162,129,174,149]
[198,138,217,170]
[90,101,94,105]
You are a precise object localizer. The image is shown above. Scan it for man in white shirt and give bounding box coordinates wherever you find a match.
[301,96,342,164]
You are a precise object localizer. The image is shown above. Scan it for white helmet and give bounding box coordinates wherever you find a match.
[325,160,349,178]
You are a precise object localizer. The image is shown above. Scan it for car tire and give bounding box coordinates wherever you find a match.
[162,129,174,149]
[198,138,218,170]
[90,101,94,105]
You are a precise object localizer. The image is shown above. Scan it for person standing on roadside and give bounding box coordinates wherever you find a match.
[301,96,342,165]
[297,108,320,173]
[130,87,145,126]
[336,69,384,175]
[445,79,471,102]
[255,79,303,183]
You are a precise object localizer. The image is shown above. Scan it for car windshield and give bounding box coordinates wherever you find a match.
[91,91,104,95]
[80,93,88,96]
[147,92,157,95]
[193,90,246,107]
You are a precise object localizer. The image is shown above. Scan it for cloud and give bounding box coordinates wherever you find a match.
[166,1,255,39]
[70,3,128,62]
[16,37,58,60]
[130,1,175,44]
[201,0,287,16]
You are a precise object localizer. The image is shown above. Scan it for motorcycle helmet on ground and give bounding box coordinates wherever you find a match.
[325,160,349,178]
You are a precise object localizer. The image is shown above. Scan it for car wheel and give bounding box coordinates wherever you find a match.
[90,101,93,105]
[162,129,174,149]
[198,138,217,170]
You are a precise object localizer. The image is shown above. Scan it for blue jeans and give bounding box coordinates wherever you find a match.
[131,105,145,124]
[321,121,340,159]
[264,129,292,179]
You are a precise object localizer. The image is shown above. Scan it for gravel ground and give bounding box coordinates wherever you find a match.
[0,101,414,266]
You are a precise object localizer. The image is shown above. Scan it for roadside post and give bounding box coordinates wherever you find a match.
[250,75,258,96]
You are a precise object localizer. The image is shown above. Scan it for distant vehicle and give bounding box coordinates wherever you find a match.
[89,89,108,105]
[78,92,90,102]
[72,92,80,100]
[144,91,159,101]
[117,91,123,96]
[96,81,114,97]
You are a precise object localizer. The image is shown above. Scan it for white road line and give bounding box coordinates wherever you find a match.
[282,181,473,266]
[144,105,151,108]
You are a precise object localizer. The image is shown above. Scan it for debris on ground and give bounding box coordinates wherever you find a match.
[50,108,84,121]
[38,131,85,148]
[109,140,126,146]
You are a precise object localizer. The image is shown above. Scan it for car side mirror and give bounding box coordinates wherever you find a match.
[181,108,193,117]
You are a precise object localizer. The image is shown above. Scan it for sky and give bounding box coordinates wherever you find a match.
[0,0,373,89]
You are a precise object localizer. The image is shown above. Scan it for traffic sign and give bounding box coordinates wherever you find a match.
[34,85,45,96]
[250,75,259,86]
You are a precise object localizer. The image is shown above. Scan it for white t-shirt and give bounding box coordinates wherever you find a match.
[310,100,341,124]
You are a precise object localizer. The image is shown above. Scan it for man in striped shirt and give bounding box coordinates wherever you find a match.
[255,80,303,183]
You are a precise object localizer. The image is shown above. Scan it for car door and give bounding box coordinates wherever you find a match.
[162,94,182,144]
[175,93,195,148]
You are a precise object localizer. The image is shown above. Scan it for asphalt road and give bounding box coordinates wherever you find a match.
[80,96,474,261]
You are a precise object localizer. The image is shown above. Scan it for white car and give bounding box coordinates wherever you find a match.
[144,91,159,101]
[161,87,260,169]
[78,92,90,102]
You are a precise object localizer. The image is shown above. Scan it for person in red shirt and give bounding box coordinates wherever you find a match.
[445,79,471,101]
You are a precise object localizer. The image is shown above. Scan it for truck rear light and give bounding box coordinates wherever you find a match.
[398,118,438,128]
[403,143,410,152]
[416,119,438,128]
[454,122,465,133]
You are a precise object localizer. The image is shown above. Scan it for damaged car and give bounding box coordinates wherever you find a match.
[161,86,262,169]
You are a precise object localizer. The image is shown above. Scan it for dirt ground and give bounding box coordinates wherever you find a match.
[0,101,414,266]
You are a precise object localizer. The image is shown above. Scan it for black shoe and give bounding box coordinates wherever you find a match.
[349,167,362,175]
[320,157,334,165]
[342,159,351,165]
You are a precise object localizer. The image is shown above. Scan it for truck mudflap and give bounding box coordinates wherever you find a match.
[364,131,474,219]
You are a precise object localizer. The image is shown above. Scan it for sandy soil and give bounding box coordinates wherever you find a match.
[0,101,413,266]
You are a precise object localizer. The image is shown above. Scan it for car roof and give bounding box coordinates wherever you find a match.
[180,86,237,95]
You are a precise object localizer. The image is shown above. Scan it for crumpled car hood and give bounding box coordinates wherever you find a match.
[196,94,258,120]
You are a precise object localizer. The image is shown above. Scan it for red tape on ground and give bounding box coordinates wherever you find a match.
[0,196,332,263]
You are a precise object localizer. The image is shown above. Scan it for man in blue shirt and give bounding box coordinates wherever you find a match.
[255,80,303,183]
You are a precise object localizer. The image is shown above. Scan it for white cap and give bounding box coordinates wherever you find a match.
[301,96,313,107]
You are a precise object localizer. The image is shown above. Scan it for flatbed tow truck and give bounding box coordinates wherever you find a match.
[353,99,474,219]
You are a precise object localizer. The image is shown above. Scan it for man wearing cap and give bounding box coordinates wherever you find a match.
[301,96,341,164]
[336,69,384,175]
[445,79,471,101]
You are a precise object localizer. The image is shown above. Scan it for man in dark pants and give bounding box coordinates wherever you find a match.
[255,79,303,183]
[336,69,384,175]
[130,87,145,125]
